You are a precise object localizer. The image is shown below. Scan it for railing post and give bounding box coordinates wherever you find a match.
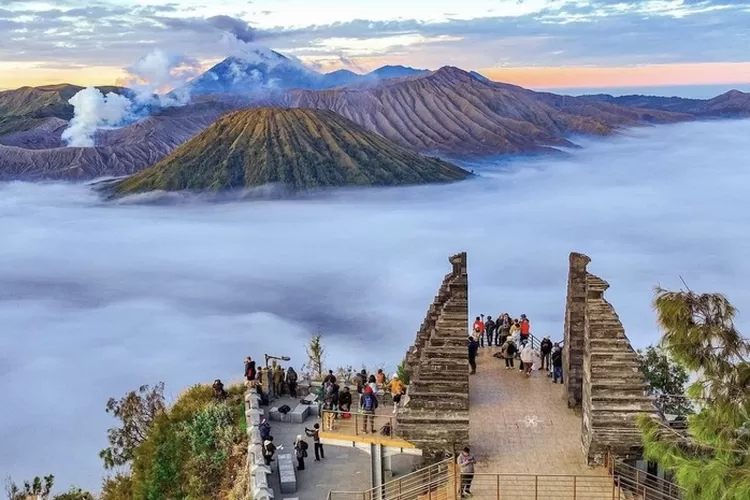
[355,412,359,436]
[496,474,500,500]
[452,462,458,499]
[428,467,432,500]
[616,476,621,500]
[535,475,538,500]
[573,476,577,500]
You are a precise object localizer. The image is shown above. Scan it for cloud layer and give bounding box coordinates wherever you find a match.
[1,119,750,489]
[1,0,749,79]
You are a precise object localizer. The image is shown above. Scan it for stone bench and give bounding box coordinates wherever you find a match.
[277,453,297,494]
[290,403,310,423]
[269,406,281,421]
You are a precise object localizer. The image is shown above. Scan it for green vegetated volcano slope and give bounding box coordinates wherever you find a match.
[110,107,470,195]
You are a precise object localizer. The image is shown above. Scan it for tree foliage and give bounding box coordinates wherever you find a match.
[637,286,750,500]
[100,382,167,469]
[305,334,325,380]
[637,344,692,416]
[396,358,411,385]
[4,475,93,500]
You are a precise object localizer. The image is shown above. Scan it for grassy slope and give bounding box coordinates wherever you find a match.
[0,84,123,136]
[112,107,470,195]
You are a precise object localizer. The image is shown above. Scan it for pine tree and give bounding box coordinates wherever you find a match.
[637,344,692,416]
[637,286,750,499]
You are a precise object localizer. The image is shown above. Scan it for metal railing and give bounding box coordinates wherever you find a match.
[320,409,400,439]
[329,457,634,500]
[327,457,454,500]
[609,460,684,500]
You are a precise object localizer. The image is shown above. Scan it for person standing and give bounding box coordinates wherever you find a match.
[519,314,531,346]
[502,338,517,369]
[520,343,534,376]
[286,367,298,398]
[472,316,485,347]
[457,447,476,497]
[540,336,553,373]
[273,364,284,398]
[262,435,276,465]
[497,313,511,346]
[245,357,256,388]
[305,423,324,461]
[294,435,307,470]
[385,374,405,413]
[468,336,479,375]
[360,385,378,433]
[484,315,496,348]
[552,344,564,383]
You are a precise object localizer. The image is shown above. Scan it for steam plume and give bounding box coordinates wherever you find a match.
[62,49,201,147]
[60,88,132,147]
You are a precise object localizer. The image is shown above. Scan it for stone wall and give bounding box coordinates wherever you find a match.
[244,391,274,500]
[397,252,470,462]
[563,253,656,466]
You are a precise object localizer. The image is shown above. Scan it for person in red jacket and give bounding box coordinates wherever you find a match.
[519,314,531,346]
[472,316,485,346]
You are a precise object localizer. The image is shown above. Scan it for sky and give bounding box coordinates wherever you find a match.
[1,0,750,93]
[1,118,750,490]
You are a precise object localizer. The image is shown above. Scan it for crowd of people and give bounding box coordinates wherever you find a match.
[318,368,406,434]
[242,356,407,473]
[468,313,565,383]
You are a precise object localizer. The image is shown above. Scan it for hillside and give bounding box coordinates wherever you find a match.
[108,108,470,196]
[0,98,246,181]
[579,89,750,117]
[268,67,691,156]
[0,84,125,136]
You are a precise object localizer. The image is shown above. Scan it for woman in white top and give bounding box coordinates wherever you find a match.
[520,344,535,376]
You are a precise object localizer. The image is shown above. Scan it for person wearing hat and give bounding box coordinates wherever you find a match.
[294,435,308,470]
[385,374,405,414]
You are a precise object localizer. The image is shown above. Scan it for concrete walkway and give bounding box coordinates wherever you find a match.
[469,346,608,477]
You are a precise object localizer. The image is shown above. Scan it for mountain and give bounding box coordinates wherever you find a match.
[578,89,750,117]
[368,65,429,80]
[265,66,690,156]
[0,83,125,136]
[107,108,470,196]
[187,53,326,95]
[188,52,429,95]
[0,96,247,181]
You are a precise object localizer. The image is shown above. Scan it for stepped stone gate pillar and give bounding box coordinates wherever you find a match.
[397,252,470,464]
[564,252,657,465]
[563,252,590,408]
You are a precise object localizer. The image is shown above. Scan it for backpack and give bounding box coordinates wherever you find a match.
[363,394,375,411]
[278,404,291,414]
[380,422,392,436]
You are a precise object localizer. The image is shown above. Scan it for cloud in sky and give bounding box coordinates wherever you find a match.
[1,0,749,89]
[2,118,750,489]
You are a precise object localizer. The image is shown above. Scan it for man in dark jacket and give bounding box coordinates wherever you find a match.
[286,367,298,398]
[540,336,553,372]
[551,344,564,384]
[497,314,511,346]
[338,386,353,412]
[468,336,479,374]
[305,423,324,461]
[484,316,496,348]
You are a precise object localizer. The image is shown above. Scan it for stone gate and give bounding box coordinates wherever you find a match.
[563,252,656,465]
[397,252,470,463]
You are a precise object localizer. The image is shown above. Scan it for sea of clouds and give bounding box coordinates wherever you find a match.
[1,119,749,489]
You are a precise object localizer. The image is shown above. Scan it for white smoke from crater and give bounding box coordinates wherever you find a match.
[60,88,132,147]
[62,49,202,148]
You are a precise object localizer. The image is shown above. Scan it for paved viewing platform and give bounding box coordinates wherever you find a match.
[469,346,608,477]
